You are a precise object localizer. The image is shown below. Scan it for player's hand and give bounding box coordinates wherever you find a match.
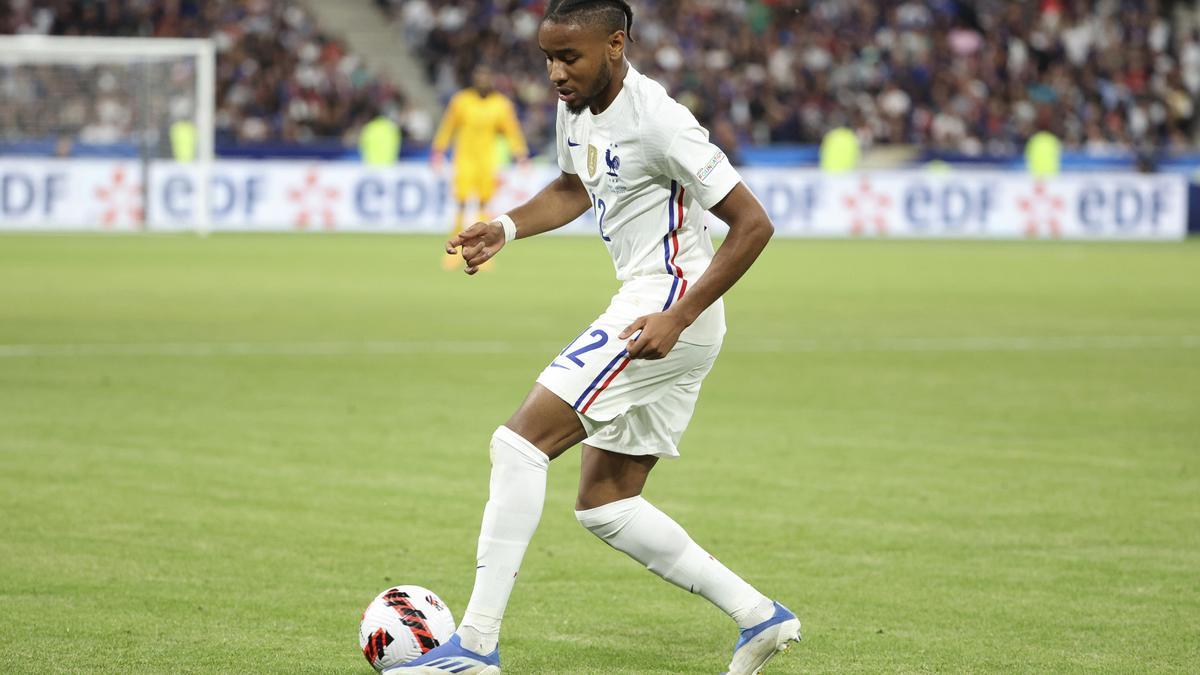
[619,312,688,360]
[430,151,445,173]
[446,221,505,275]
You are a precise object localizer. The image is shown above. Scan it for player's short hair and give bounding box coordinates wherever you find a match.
[543,0,634,40]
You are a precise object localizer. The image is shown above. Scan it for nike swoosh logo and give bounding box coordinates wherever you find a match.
[567,139,580,147]
[476,565,486,569]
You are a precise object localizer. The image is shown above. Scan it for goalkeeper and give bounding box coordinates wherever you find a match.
[432,66,529,270]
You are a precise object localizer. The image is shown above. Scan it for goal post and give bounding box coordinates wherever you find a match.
[0,35,215,233]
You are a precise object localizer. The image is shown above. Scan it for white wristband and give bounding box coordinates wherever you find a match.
[495,214,517,243]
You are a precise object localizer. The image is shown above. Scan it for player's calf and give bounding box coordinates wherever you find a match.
[574,496,778,625]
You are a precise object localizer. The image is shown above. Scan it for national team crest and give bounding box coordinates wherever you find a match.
[587,145,598,177]
[605,147,620,177]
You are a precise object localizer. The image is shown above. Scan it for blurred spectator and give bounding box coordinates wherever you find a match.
[1,0,405,147]
[383,0,1200,158]
[359,108,402,166]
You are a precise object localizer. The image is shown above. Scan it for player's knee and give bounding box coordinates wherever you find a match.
[502,388,589,457]
[574,495,644,540]
[490,425,549,470]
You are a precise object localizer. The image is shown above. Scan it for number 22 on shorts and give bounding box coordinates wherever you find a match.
[559,329,608,367]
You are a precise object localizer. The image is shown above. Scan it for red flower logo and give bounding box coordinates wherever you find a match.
[287,168,340,229]
[93,165,143,228]
[842,177,892,236]
[1016,181,1066,238]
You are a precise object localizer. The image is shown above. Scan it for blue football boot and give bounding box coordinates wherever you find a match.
[722,601,801,675]
[383,633,501,674]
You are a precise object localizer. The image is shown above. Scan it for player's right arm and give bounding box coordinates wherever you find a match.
[446,170,590,275]
[448,102,589,274]
[504,170,590,238]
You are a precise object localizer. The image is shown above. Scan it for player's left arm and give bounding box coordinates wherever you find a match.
[500,98,530,163]
[430,95,460,170]
[620,182,773,359]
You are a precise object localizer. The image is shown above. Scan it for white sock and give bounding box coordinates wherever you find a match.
[458,426,549,653]
[575,496,775,629]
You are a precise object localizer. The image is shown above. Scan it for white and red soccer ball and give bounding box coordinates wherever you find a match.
[359,586,456,671]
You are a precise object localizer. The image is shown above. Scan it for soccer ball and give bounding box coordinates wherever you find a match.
[359,585,456,671]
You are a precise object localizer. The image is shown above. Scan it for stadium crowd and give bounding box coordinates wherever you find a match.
[386,0,1200,158]
[0,0,407,147]
[3,0,1198,159]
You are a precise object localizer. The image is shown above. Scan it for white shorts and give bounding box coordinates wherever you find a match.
[535,294,721,459]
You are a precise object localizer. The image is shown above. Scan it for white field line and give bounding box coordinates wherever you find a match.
[0,335,1197,358]
[734,335,1200,353]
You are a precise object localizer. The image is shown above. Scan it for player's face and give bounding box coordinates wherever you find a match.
[538,20,620,115]
[472,68,494,95]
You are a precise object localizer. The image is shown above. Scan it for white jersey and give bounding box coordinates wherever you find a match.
[556,63,741,345]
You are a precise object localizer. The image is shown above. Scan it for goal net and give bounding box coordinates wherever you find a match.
[0,35,214,231]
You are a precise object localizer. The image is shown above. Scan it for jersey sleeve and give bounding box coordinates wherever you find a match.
[555,103,577,175]
[432,94,460,153]
[500,98,528,159]
[655,104,741,210]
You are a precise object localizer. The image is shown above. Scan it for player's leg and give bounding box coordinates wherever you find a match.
[473,170,499,271]
[436,310,659,667]
[575,443,657,510]
[571,347,800,674]
[574,443,776,628]
[394,316,692,672]
[442,200,469,271]
[455,385,587,650]
[474,167,498,225]
[501,383,590,459]
[454,200,467,235]
[391,385,586,673]
[443,166,472,270]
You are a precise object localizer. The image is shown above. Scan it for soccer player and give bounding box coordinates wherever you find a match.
[392,2,799,673]
[432,65,529,270]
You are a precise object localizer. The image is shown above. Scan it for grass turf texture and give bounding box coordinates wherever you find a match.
[1,234,1198,673]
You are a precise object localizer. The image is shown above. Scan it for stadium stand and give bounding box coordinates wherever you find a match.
[0,0,407,148]
[4,0,1198,165]
[381,0,1200,159]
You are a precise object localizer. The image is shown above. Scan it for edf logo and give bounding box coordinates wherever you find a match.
[1,171,66,218]
[161,174,266,219]
[355,177,450,221]
[905,181,997,233]
[1077,182,1173,233]
[754,179,819,231]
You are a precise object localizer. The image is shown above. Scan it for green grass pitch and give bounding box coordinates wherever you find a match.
[1,234,1198,673]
